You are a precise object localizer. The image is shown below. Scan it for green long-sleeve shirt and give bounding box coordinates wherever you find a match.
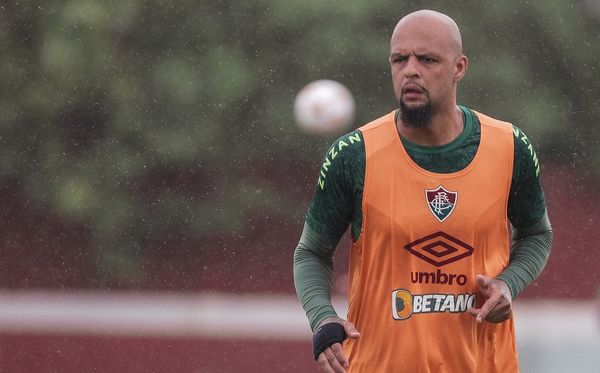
[294,106,553,331]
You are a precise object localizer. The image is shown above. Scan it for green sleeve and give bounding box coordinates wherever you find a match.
[295,131,365,330]
[497,212,553,298]
[293,222,339,331]
[508,126,546,229]
[498,126,553,298]
[305,131,365,240]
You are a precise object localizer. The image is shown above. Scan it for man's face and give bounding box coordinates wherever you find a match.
[389,20,463,125]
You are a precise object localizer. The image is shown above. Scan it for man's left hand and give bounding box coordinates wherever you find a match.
[467,274,513,323]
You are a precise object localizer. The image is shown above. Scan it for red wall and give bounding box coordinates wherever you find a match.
[0,334,315,373]
[0,164,597,297]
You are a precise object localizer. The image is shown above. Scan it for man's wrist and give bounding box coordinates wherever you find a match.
[317,316,342,328]
[312,313,339,331]
[494,275,517,299]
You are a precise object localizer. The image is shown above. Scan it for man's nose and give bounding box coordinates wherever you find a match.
[403,56,420,78]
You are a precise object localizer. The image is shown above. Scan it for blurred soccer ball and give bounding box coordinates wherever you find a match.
[294,79,355,136]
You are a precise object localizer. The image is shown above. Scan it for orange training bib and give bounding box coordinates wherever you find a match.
[344,110,519,373]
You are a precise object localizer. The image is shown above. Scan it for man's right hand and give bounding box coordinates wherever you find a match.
[315,317,360,373]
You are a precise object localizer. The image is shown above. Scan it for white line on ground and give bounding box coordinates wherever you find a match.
[0,291,597,344]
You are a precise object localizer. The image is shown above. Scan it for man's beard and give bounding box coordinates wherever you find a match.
[399,100,433,128]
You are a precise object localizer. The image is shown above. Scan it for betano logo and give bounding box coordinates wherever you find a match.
[391,289,476,320]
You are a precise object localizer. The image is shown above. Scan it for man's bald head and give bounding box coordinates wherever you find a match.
[391,10,463,56]
[388,10,469,128]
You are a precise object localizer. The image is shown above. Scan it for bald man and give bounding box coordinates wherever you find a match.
[294,10,552,373]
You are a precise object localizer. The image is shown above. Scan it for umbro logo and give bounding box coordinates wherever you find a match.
[404,231,474,267]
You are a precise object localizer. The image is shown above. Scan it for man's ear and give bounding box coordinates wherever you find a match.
[454,55,468,83]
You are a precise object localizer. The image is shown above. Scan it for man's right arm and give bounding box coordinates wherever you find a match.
[293,130,364,331]
[293,222,340,331]
[293,133,364,371]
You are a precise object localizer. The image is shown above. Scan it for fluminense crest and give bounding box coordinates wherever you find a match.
[425,186,457,222]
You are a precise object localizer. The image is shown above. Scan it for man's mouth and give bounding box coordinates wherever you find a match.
[402,83,425,95]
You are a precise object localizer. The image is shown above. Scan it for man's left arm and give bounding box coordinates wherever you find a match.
[496,212,553,298]
[468,126,553,323]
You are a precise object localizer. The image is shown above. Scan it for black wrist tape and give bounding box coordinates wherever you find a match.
[312,322,347,361]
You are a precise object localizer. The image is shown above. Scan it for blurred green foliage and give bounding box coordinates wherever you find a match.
[0,0,598,284]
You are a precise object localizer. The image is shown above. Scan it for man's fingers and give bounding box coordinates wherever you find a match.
[469,276,513,324]
[487,308,511,323]
[468,299,512,323]
[342,321,361,339]
[321,346,346,373]
[467,307,480,318]
[469,292,514,323]
[476,274,492,294]
[476,300,495,322]
[313,318,355,371]
[470,294,500,323]
[317,351,336,373]
[330,343,349,368]
[486,301,512,323]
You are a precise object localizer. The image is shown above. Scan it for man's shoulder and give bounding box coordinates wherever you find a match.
[358,110,396,133]
[469,109,513,133]
[468,108,536,143]
[467,107,541,177]
[315,129,365,190]
[512,125,541,177]
[325,129,365,159]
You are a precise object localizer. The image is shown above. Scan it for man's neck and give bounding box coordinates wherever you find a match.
[397,105,464,147]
